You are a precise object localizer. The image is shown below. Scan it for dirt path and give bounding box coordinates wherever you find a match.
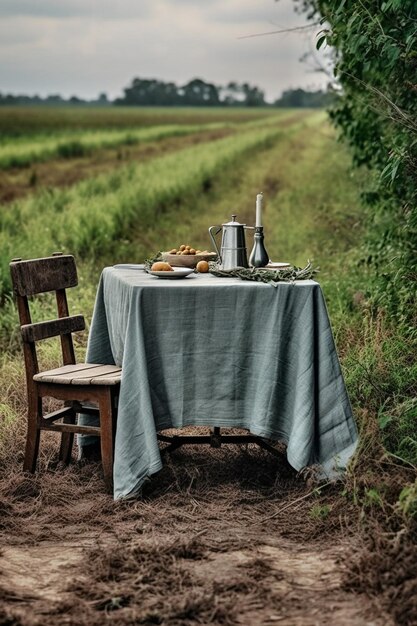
[0,535,392,626]
[0,437,394,626]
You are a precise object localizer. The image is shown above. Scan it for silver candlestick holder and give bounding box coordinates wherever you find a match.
[249,226,269,268]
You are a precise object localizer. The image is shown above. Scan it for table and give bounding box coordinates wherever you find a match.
[80,266,357,500]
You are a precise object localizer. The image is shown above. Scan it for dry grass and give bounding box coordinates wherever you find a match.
[0,410,396,626]
[340,410,417,625]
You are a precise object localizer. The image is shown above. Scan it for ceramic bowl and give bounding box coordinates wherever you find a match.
[161,252,217,268]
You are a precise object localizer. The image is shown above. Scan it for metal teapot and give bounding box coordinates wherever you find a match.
[209,215,253,271]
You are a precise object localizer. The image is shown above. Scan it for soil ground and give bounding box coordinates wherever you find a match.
[0,428,394,626]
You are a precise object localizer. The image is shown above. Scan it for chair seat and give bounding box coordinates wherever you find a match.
[33,363,122,386]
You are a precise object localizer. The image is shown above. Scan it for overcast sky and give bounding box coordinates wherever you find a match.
[0,0,329,102]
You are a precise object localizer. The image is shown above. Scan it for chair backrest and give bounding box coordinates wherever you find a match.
[10,253,85,381]
[10,253,78,297]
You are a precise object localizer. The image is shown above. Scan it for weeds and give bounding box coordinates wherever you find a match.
[309,503,332,519]
[56,140,87,159]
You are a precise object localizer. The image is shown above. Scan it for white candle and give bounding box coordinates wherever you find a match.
[256,192,263,227]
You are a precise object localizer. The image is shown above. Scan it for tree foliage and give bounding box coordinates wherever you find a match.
[115,77,267,107]
[0,93,110,107]
[294,0,417,327]
[275,87,335,107]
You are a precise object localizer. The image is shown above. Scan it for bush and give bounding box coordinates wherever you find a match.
[296,0,417,329]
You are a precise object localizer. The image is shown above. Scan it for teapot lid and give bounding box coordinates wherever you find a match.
[222,214,246,226]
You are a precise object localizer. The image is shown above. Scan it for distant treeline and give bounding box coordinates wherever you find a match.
[116,78,266,106]
[0,93,110,107]
[275,88,335,108]
[0,78,335,108]
[116,78,335,107]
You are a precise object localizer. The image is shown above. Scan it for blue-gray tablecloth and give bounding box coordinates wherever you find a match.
[80,267,357,499]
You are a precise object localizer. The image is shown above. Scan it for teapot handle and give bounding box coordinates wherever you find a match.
[208,226,222,260]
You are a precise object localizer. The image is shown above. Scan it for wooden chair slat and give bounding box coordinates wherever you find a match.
[70,365,122,382]
[34,364,121,385]
[74,373,122,386]
[33,363,106,378]
[42,406,75,424]
[10,255,78,296]
[21,315,85,343]
[40,423,102,436]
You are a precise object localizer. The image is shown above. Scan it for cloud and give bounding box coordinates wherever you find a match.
[0,0,329,101]
[0,0,152,20]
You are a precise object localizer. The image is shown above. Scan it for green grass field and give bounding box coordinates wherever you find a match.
[0,110,309,296]
[0,111,298,170]
[0,105,279,138]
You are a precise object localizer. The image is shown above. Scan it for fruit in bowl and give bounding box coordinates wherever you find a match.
[161,244,217,268]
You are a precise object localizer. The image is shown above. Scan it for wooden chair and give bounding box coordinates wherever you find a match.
[10,253,121,491]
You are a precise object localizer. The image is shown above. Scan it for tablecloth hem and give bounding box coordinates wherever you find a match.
[114,459,163,501]
[287,438,358,480]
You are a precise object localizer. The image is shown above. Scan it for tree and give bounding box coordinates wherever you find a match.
[241,83,265,107]
[274,88,336,108]
[115,77,268,107]
[97,93,108,105]
[181,78,220,106]
[294,0,417,325]
[218,82,244,105]
[116,78,182,106]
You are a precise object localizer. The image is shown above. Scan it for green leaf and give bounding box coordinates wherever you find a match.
[406,33,416,54]
[378,413,392,429]
[316,35,327,50]
[391,159,401,183]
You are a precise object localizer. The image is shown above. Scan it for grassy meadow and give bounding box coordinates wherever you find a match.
[0,105,279,138]
[0,105,416,624]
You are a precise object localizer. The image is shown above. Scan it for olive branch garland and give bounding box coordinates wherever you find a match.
[144,253,319,285]
[208,261,319,286]
[144,252,163,271]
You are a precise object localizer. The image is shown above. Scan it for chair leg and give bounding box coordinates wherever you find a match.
[23,396,42,473]
[99,389,115,493]
[59,410,76,464]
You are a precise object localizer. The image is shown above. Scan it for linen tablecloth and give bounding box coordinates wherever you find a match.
[80,267,357,499]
